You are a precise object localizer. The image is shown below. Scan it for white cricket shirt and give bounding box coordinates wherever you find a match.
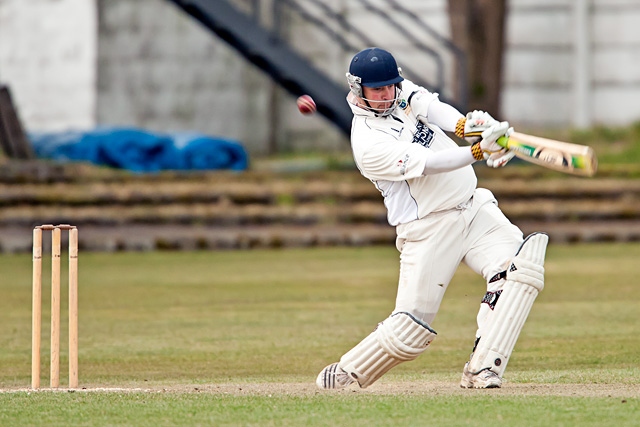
[349,80,477,226]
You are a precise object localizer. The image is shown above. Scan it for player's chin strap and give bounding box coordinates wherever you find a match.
[467,232,549,377]
[339,312,437,388]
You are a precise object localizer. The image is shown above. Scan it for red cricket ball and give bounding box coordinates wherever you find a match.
[296,95,316,115]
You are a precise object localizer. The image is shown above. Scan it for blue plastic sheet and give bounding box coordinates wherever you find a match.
[29,127,248,173]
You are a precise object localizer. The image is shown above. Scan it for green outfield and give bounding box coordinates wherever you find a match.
[0,243,638,426]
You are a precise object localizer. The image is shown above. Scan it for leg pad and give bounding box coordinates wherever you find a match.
[340,312,436,388]
[468,232,548,376]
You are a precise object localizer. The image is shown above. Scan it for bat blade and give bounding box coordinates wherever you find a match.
[497,132,597,177]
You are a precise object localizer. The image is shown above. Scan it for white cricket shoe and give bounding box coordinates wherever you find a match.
[460,362,502,389]
[316,362,356,390]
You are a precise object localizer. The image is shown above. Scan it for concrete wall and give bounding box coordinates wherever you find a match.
[503,0,640,128]
[1,0,640,156]
[0,0,96,131]
[95,0,285,154]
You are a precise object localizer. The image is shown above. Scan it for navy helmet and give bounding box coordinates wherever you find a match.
[347,47,404,97]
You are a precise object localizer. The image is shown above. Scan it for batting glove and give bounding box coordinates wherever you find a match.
[480,122,511,154]
[455,110,499,142]
[483,125,514,167]
[486,149,516,168]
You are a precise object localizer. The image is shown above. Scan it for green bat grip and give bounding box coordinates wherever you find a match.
[496,135,510,149]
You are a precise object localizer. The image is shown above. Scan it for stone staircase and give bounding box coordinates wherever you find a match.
[0,161,639,252]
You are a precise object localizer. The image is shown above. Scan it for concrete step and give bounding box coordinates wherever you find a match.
[1,196,639,227]
[1,177,639,206]
[1,161,639,251]
[1,220,639,253]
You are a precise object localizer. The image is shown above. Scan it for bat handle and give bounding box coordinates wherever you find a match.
[496,135,510,149]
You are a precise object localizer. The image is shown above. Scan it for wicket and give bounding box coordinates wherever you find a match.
[32,224,78,389]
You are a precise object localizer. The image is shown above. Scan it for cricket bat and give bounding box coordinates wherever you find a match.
[497,132,597,177]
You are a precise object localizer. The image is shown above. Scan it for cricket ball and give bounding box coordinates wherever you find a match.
[297,95,316,115]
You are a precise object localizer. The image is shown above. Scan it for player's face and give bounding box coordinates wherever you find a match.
[362,84,396,112]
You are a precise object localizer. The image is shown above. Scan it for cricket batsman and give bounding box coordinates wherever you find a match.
[316,47,548,390]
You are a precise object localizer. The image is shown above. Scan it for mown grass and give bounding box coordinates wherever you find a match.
[0,244,638,426]
[0,393,637,427]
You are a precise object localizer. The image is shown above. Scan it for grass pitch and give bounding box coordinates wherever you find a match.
[0,243,638,426]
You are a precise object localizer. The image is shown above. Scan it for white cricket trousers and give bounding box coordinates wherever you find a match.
[394,188,523,326]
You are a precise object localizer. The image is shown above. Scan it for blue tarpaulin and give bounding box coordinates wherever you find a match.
[29,127,248,173]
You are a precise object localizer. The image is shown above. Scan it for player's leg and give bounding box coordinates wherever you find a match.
[316,311,437,389]
[316,212,464,390]
[462,198,547,387]
[464,232,548,387]
[394,209,467,324]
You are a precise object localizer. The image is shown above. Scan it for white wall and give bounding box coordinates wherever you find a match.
[95,0,263,145]
[503,0,640,128]
[0,0,96,131]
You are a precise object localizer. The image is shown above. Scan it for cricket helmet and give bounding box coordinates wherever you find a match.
[346,47,404,98]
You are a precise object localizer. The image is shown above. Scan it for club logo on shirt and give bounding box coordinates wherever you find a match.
[398,99,408,109]
[413,121,435,147]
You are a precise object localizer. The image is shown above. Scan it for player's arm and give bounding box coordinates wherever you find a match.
[357,133,471,180]
[422,146,475,174]
[358,131,510,178]
[422,121,515,174]
[417,98,516,170]
[421,98,465,133]
[405,81,510,144]
[424,98,497,143]
[402,81,464,133]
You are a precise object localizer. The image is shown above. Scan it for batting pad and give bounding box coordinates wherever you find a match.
[339,312,436,388]
[468,232,548,377]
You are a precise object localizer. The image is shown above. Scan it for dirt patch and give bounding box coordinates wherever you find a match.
[6,381,637,398]
[166,381,640,398]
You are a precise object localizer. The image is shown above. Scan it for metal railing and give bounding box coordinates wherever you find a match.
[381,0,468,108]
[170,0,469,139]
[244,0,467,109]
